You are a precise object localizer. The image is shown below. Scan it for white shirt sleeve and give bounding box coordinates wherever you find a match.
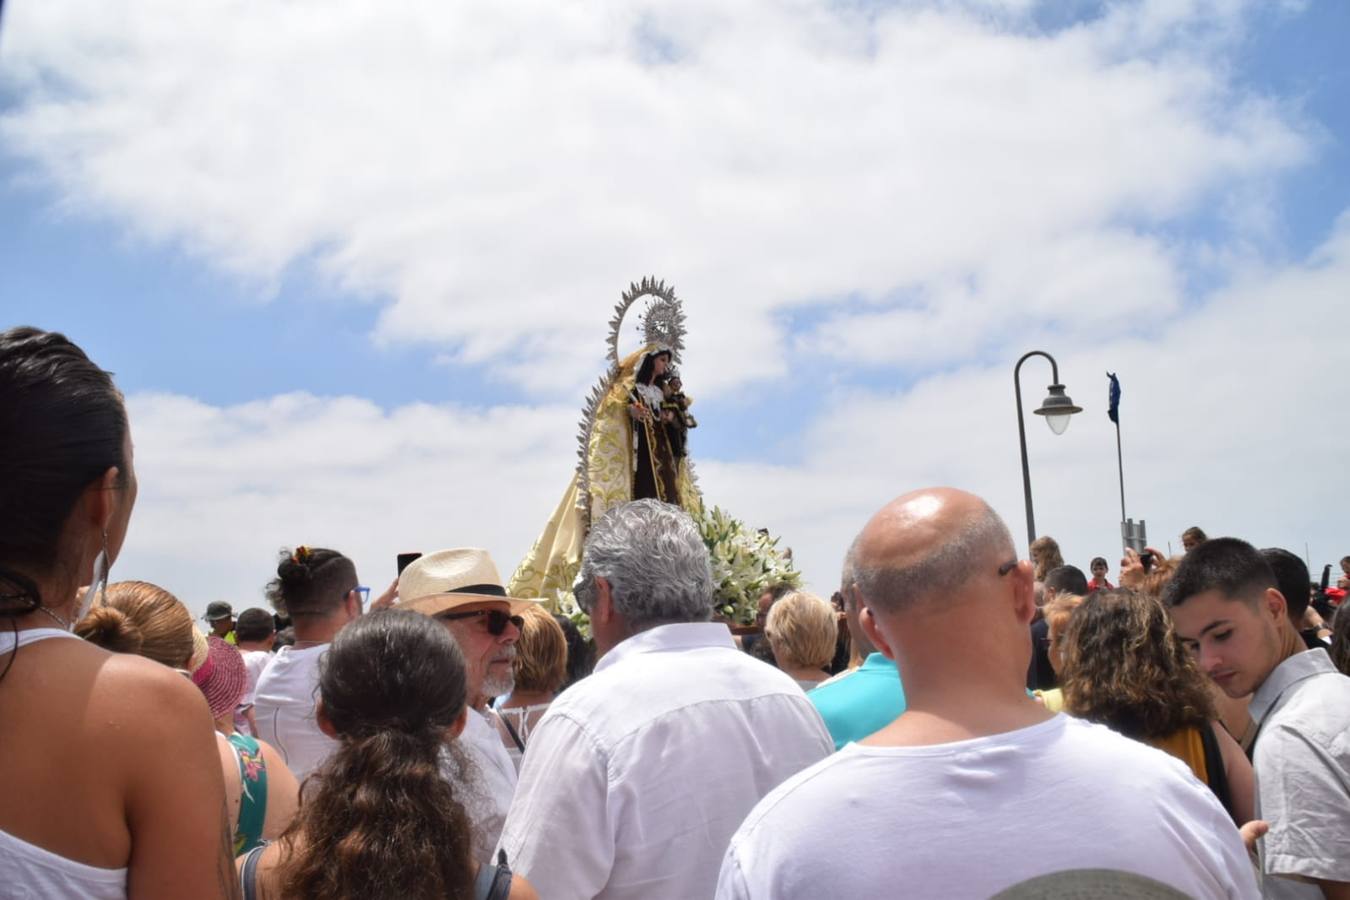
[714,843,752,900]
[1258,721,1350,884]
[496,712,615,900]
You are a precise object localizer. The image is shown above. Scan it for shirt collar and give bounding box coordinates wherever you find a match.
[1249,648,1338,724]
[594,622,735,675]
[860,652,897,672]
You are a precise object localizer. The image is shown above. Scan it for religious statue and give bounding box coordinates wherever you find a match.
[508,278,703,603]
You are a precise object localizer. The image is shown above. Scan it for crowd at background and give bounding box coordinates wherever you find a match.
[2,325,1347,900]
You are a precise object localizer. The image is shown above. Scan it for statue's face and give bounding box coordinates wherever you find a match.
[653,354,669,376]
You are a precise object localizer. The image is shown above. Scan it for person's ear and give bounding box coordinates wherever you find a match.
[446,707,469,742]
[593,576,614,626]
[859,604,896,661]
[1263,588,1288,623]
[315,699,339,739]
[345,589,362,620]
[1011,560,1037,625]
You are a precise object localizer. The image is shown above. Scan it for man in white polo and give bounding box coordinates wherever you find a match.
[395,548,537,861]
[498,499,833,900]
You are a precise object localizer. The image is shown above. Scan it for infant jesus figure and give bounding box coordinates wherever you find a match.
[659,373,698,459]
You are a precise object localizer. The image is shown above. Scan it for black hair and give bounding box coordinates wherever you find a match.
[1162,537,1275,609]
[265,546,357,618]
[635,350,672,386]
[234,607,277,642]
[1090,556,1108,569]
[1260,548,1309,623]
[1044,565,1089,596]
[553,613,595,692]
[0,327,128,614]
[1182,526,1208,545]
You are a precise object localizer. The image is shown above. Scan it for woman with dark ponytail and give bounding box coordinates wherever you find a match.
[0,327,235,898]
[238,610,537,900]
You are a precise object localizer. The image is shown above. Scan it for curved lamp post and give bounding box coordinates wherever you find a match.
[1014,351,1082,550]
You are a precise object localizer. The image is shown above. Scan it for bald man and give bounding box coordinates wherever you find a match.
[716,488,1257,900]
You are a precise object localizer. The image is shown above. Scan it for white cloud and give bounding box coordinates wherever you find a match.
[0,0,1314,395]
[115,212,1350,616]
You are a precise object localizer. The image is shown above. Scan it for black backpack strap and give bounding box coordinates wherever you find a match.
[240,843,267,900]
[1200,722,1234,820]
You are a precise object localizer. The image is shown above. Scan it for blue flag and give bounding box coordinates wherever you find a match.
[1107,372,1121,424]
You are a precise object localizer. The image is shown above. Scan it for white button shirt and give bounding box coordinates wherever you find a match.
[497,622,833,900]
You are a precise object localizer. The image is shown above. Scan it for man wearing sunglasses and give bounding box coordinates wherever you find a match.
[395,548,539,863]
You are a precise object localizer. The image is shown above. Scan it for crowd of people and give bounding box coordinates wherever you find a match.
[2,325,1348,899]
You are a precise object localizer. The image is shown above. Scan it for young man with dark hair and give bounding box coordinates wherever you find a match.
[1261,548,1329,651]
[1165,538,1350,900]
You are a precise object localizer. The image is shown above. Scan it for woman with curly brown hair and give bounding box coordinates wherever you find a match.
[1060,588,1253,826]
[237,609,536,900]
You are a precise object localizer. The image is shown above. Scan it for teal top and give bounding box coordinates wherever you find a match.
[807,653,906,751]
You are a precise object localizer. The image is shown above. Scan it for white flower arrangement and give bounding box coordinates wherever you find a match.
[698,506,801,625]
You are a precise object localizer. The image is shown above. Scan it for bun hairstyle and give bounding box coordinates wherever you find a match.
[0,327,128,614]
[276,610,475,900]
[76,581,195,669]
[73,605,145,655]
[265,546,357,618]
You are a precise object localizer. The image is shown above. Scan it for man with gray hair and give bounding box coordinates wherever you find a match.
[717,487,1257,900]
[498,499,832,900]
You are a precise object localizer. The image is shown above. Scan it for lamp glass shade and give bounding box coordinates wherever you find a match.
[1032,383,1082,435]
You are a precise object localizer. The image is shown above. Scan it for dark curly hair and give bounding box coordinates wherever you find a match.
[274,610,476,900]
[264,546,356,618]
[1061,588,1213,740]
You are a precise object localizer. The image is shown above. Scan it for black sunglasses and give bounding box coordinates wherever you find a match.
[436,608,524,636]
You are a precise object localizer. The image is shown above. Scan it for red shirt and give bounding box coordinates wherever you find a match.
[1088,578,1114,593]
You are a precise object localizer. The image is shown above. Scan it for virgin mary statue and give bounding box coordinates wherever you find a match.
[508,280,702,603]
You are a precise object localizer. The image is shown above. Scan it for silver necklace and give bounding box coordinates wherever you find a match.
[36,605,73,630]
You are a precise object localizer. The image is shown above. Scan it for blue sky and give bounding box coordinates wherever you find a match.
[2,0,1348,612]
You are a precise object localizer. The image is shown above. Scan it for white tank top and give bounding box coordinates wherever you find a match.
[0,627,129,899]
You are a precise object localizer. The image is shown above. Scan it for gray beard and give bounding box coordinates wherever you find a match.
[482,669,515,700]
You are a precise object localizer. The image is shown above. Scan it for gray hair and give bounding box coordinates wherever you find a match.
[854,501,1014,613]
[576,499,714,630]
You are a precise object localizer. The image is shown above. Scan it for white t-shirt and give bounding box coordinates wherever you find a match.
[252,644,338,781]
[442,707,519,863]
[716,715,1258,900]
[498,622,833,900]
[240,650,271,703]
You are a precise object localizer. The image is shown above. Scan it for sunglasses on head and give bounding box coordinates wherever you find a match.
[436,608,524,636]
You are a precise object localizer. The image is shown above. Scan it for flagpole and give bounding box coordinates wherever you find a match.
[1115,418,1126,523]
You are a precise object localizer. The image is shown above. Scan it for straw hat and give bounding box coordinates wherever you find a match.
[396,548,540,617]
[191,636,248,721]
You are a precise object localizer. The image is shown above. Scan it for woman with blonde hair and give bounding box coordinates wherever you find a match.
[765,591,837,691]
[78,581,300,856]
[1032,591,1086,713]
[76,580,196,670]
[1029,536,1064,584]
[495,608,568,769]
[1060,588,1253,826]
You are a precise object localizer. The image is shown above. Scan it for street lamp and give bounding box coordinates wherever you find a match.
[1014,351,1082,550]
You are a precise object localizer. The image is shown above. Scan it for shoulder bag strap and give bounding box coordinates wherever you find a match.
[1199,722,1234,820]
[240,843,267,900]
[500,712,526,754]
